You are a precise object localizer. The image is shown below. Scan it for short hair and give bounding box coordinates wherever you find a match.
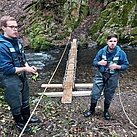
[107,34,118,41]
[0,16,16,27]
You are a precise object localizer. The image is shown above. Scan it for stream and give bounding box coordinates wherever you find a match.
[25,46,137,89]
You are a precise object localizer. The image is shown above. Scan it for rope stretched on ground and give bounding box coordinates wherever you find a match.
[118,80,137,129]
[19,34,71,137]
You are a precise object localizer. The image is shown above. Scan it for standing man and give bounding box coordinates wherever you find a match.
[0,16,39,132]
[84,34,129,120]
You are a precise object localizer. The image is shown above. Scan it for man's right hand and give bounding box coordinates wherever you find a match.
[98,60,107,66]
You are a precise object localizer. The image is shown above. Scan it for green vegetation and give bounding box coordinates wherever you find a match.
[88,0,137,46]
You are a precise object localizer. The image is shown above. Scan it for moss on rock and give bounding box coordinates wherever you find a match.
[23,0,89,50]
[88,0,137,46]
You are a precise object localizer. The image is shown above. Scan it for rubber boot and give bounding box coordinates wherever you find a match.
[13,114,31,132]
[104,102,110,120]
[84,103,97,117]
[21,107,39,123]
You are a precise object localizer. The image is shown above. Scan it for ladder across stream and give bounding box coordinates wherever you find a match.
[41,39,93,103]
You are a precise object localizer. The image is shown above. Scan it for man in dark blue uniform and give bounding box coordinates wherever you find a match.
[84,34,129,120]
[0,16,39,132]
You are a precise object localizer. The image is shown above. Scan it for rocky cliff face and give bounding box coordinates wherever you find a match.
[89,0,137,46]
[0,0,137,49]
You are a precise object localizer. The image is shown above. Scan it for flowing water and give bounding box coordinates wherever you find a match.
[25,46,137,85]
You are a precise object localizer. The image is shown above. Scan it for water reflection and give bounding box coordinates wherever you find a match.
[25,47,137,73]
[25,52,56,70]
[25,47,137,87]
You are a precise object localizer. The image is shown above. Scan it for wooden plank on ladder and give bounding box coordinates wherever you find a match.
[61,82,73,103]
[61,39,77,103]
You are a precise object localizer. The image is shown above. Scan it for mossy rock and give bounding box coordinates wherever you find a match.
[88,0,137,46]
[131,27,137,36]
[29,36,52,50]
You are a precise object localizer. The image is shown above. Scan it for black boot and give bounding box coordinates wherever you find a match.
[21,106,39,123]
[13,114,31,132]
[84,103,97,117]
[104,102,110,120]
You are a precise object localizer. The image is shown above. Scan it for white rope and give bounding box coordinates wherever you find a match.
[118,80,137,128]
[19,34,71,137]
